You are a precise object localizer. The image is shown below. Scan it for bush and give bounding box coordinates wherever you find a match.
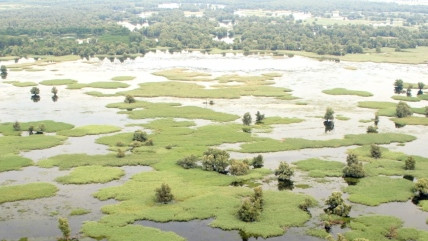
[370,144,382,159]
[124,95,136,103]
[396,101,413,118]
[58,217,71,241]
[242,112,252,126]
[275,161,294,182]
[116,141,125,147]
[366,125,378,133]
[242,126,252,133]
[13,121,21,131]
[255,111,265,124]
[51,87,58,96]
[343,154,365,178]
[155,183,174,204]
[237,198,260,222]
[404,156,415,170]
[374,113,379,126]
[177,155,198,169]
[324,107,335,121]
[324,192,351,217]
[201,148,230,174]
[30,87,40,96]
[252,154,264,168]
[133,130,148,142]
[394,79,404,94]
[116,149,125,158]
[413,178,428,197]
[229,160,249,176]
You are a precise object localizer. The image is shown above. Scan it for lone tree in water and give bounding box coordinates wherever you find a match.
[124,94,136,103]
[155,183,174,204]
[406,85,412,97]
[417,82,425,95]
[323,107,335,132]
[324,192,351,217]
[343,153,365,178]
[394,79,404,94]
[0,65,7,79]
[275,161,294,182]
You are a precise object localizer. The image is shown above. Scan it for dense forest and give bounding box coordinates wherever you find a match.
[0,0,428,58]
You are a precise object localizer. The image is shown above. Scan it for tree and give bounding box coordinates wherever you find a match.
[396,101,413,118]
[366,125,378,133]
[374,113,379,126]
[201,148,230,174]
[413,178,428,197]
[133,130,148,142]
[229,160,249,176]
[124,95,136,103]
[343,154,365,178]
[394,79,404,94]
[155,183,174,204]
[58,217,71,241]
[404,156,415,170]
[252,154,263,168]
[242,112,252,126]
[275,161,293,182]
[370,144,382,159]
[28,126,34,135]
[251,186,264,210]
[51,87,58,96]
[13,121,21,131]
[324,107,335,132]
[0,65,7,79]
[417,82,425,95]
[255,111,265,124]
[324,192,351,217]
[30,87,40,96]
[177,155,198,169]
[406,85,412,97]
[237,198,260,222]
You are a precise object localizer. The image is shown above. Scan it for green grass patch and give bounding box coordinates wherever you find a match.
[86,82,130,89]
[70,208,91,216]
[261,117,304,125]
[0,120,74,136]
[294,158,345,178]
[359,119,373,123]
[215,73,278,85]
[153,68,212,81]
[322,88,373,97]
[40,79,77,86]
[112,76,136,81]
[306,228,329,239]
[120,81,294,100]
[419,200,428,212]
[358,101,424,117]
[239,133,416,153]
[107,101,239,122]
[345,215,428,241]
[4,81,37,87]
[66,83,87,89]
[345,176,414,206]
[0,154,33,172]
[0,183,58,204]
[56,166,124,184]
[336,115,350,121]
[391,116,428,126]
[57,125,121,137]
[0,135,67,155]
[391,95,420,102]
[85,91,119,97]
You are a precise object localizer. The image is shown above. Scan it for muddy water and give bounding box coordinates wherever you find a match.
[1,52,428,239]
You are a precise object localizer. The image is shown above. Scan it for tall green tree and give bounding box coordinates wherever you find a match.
[394,79,404,94]
[242,112,252,126]
[417,82,425,95]
[324,107,335,132]
[0,65,7,79]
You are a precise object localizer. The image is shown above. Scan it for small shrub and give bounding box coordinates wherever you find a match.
[242,112,252,126]
[124,95,136,103]
[255,111,265,124]
[370,144,382,159]
[155,183,174,204]
[58,217,71,241]
[404,156,415,170]
[51,87,58,96]
[116,141,125,147]
[133,130,148,142]
[30,87,40,96]
[209,100,214,105]
[177,155,198,169]
[13,121,21,131]
[343,154,365,178]
[116,149,125,158]
[252,154,264,168]
[275,161,294,182]
[238,198,260,222]
[242,126,252,133]
[201,148,230,174]
[366,125,378,133]
[396,101,413,118]
[324,192,351,217]
[229,160,249,176]
[145,139,154,146]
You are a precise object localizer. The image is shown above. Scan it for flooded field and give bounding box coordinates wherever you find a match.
[0,51,427,240]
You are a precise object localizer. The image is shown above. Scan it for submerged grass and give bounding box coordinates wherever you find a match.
[57,125,121,137]
[56,166,124,184]
[345,176,414,206]
[0,154,33,172]
[294,158,344,178]
[70,208,91,216]
[0,183,58,204]
[239,133,416,153]
[322,88,373,97]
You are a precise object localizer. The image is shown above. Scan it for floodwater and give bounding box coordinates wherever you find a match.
[0,52,427,240]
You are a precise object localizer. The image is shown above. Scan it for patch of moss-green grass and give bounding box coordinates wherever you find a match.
[359,119,373,123]
[322,88,373,97]
[70,208,91,216]
[417,94,428,100]
[112,76,136,81]
[345,176,414,206]
[404,82,428,89]
[57,125,121,137]
[38,153,156,170]
[153,68,212,81]
[85,91,119,97]
[40,79,77,86]
[89,170,314,238]
[345,215,428,241]
[56,166,124,184]
[3,81,38,87]
[0,135,67,155]
[82,222,186,241]
[0,154,33,172]
[87,82,130,89]
[107,100,239,122]
[419,200,428,211]
[336,115,350,121]
[294,158,345,178]
[66,83,88,89]
[306,228,329,239]
[0,120,74,136]
[120,81,294,100]
[239,133,416,153]
[215,73,277,85]
[260,117,304,125]
[358,101,425,117]
[391,116,428,126]
[391,95,420,102]
[0,183,58,204]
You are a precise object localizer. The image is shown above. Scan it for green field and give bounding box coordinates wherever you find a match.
[56,166,125,184]
[112,76,136,81]
[294,158,344,178]
[0,183,58,204]
[57,125,121,137]
[322,88,373,97]
[0,154,33,172]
